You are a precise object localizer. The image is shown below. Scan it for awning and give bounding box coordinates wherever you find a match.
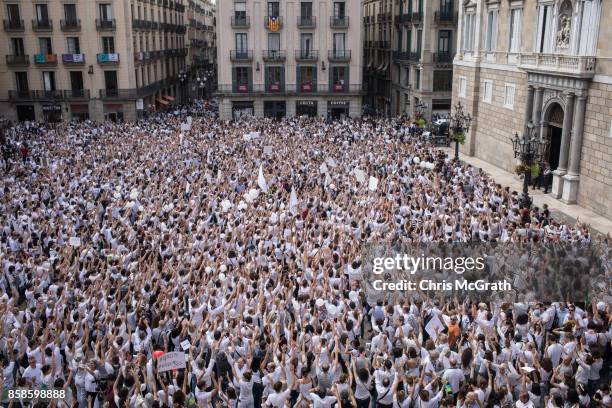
[156,98,169,105]
[163,95,175,101]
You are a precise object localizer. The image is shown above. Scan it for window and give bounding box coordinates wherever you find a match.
[509,8,522,53]
[298,66,316,91]
[483,79,493,103]
[300,33,313,56]
[536,4,553,53]
[11,38,25,56]
[458,76,467,97]
[301,2,313,18]
[406,30,412,52]
[6,4,21,24]
[433,70,452,92]
[333,2,346,19]
[333,33,346,55]
[64,4,77,22]
[267,1,279,16]
[99,3,113,21]
[234,1,246,19]
[235,66,249,90]
[268,33,280,51]
[438,30,451,53]
[440,0,453,15]
[266,66,283,91]
[485,9,498,52]
[331,66,347,91]
[102,37,115,53]
[504,83,515,109]
[104,70,118,90]
[35,4,49,23]
[67,37,80,54]
[404,67,410,87]
[70,71,84,90]
[42,71,56,91]
[15,72,28,92]
[416,30,422,53]
[235,33,248,51]
[416,69,421,90]
[39,37,53,54]
[462,13,475,52]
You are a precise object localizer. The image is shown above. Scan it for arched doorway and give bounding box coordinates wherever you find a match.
[545,103,564,170]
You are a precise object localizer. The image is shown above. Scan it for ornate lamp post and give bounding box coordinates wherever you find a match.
[511,121,550,209]
[178,71,188,105]
[449,101,472,161]
[414,100,428,120]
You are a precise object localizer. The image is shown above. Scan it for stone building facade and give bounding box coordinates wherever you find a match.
[216,0,364,120]
[453,0,611,217]
[0,0,188,122]
[187,0,216,99]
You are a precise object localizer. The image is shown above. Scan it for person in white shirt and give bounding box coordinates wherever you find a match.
[308,386,338,408]
[22,356,43,387]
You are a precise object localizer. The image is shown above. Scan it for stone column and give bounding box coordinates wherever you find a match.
[562,95,586,204]
[551,92,575,198]
[523,85,535,136]
[532,87,544,127]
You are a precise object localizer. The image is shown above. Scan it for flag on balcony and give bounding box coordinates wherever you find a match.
[268,16,280,32]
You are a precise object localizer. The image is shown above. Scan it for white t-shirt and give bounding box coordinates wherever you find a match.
[264,389,291,407]
[309,393,337,408]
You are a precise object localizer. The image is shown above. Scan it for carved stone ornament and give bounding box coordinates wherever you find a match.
[556,15,571,49]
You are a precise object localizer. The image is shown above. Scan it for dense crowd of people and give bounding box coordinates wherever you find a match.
[0,105,610,408]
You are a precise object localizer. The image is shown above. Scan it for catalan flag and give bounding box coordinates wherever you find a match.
[268,15,280,32]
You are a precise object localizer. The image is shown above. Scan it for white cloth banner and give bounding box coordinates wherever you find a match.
[368,176,379,191]
[264,146,273,155]
[180,123,191,131]
[257,165,268,193]
[157,352,186,372]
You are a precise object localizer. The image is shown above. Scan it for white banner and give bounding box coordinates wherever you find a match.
[368,176,379,191]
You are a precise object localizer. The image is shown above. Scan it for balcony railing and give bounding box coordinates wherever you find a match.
[64,89,90,99]
[37,90,63,100]
[433,52,453,64]
[295,50,318,61]
[6,55,30,66]
[412,12,423,22]
[434,11,457,24]
[60,19,81,31]
[8,90,36,101]
[96,19,116,30]
[328,50,351,62]
[217,83,366,95]
[99,89,138,99]
[264,15,283,30]
[409,51,421,61]
[231,15,250,28]
[32,19,53,31]
[262,50,286,62]
[330,16,349,28]
[230,50,253,61]
[400,14,412,24]
[392,51,410,61]
[3,19,24,31]
[97,53,120,64]
[34,54,58,65]
[518,53,596,78]
[297,15,316,28]
[298,82,317,93]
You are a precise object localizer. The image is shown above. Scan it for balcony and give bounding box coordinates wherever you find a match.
[266,82,284,93]
[412,12,423,22]
[216,83,366,96]
[96,19,116,31]
[295,50,318,61]
[6,55,30,66]
[393,51,410,61]
[298,82,317,93]
[231,16,250,28]
[60,19,81,31]
[62,53,86,65]
[8,90,36,101]
[64,89,90,99]
[400,14,412,24]
[230,50,253,62]
[328,50,351,62]
[297,15,316,28]
[37,90,63,100]
[3,19,24,31]
[32,19,53,31]
[97,53,120,64]
[518,53,596,79]
[433,52,453,64]
[99,89,138,99]
[330,16,349,29]
[34,54,58,65]
[262,50,286,62]
[434,11,457,25]
[409,51,421,61]
[264,16,283,30]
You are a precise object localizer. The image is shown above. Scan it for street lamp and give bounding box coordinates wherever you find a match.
[414,100,428,120]
[511,121,550,209]
[178,71,188,105]
[449,101,472,161]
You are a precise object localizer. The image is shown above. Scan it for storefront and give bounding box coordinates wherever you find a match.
[42,104,62,123]
[296,100,318,117]
[232,101,254,120]
[104,103,124,122]
[70,104,90,121]
[16,105,35,122]
[327,100,349,120]
[263,101,286,119]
